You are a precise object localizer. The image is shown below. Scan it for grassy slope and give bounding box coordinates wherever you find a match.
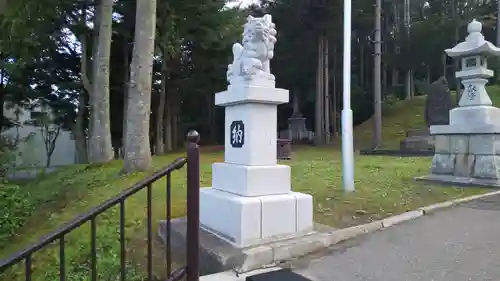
[2,86,499,280]
[0,152,222,281]
[354,85,500,148]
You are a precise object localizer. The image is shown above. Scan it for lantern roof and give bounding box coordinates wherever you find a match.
[445,19,500,58]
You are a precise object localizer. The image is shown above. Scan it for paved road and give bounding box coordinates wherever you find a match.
[290,194,500,281]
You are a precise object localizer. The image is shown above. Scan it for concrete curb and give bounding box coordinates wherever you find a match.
[200,267,283,281]
[326,190,500,245]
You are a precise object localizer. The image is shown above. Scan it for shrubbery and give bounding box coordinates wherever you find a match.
[0,134,37,245]
[0,181,33,242]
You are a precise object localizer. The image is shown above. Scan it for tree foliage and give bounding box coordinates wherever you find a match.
[0,0,497,170]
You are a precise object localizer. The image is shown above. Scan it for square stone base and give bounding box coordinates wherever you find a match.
[157,219,335,275]
[399,135,435,152]
[212,163,291,196]
[449,105,500,126]
[199,188,314,248]
[418,132,500,187]
[415,174,500,188]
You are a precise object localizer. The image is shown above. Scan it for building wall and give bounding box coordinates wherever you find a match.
[2,104,77,168]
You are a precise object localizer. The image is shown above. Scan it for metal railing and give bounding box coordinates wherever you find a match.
[0,130,201,281]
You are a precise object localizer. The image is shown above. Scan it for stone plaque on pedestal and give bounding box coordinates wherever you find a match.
[230,120,245,148]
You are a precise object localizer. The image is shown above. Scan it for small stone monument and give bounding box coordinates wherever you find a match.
[288,113,308,141]
[161,15,333,275]
[424,76,454,127]
[288,97,309,143]
[417,19,500,186]
[399,77,453,153]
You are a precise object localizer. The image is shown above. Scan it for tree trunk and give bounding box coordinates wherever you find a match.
[392,68,399,87]
[171,95,181,150]
[497,0,500,46]
[172,108,179,149]
[123,0,157,172]
[405,71,412,100]
[206,94,216,144]
[404,0,412,100]
[373,0,383,149]
[162,67,173,152]
[442,52,447,78]
[88,0,114,164]
[332,44,337,137]
[360,43,364,88]
[120,0,135,158]
[392,2,399,90]
[75,11,89,164]
[73,6,89,164]
[315,37,324,145]
[452,0,461,105]
[87,0,100,141]
[155,54,167,155]
[323,37,331,144]
[0,61,5,133]
[163,100,173,151]
[382,7,389,96]
[441,1,447,79]
[74,89,88,163]
[122,39,130,158]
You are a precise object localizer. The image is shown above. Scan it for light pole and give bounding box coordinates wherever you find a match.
[342,0,355,192]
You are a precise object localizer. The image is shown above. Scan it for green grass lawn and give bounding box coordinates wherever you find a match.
[2,86,500,280]
[0,149,491,281]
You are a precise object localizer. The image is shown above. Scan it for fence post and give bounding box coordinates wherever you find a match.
[186,130,200,281]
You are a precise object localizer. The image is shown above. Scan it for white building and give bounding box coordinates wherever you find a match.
[2,103,77,169]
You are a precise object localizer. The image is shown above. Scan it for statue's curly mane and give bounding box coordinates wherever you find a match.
[226,14,277,86]
[242,16,277,55]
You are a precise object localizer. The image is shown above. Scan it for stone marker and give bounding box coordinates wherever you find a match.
[424,76,453,127]
[288,112,309,144]
[399,77,453,153]
[287,95,310,144]
[159,14,334,275]
[416,19,500,187]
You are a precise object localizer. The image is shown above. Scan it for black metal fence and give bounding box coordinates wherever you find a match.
[0,131,201,281]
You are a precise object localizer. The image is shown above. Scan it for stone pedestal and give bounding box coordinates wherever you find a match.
[159,83,325,275]
[417,128,500,186]
[200,85,314,248]
[159,14,328,275]
[417,88,500,186]
[399,128,435,152]
[416,86,500,186]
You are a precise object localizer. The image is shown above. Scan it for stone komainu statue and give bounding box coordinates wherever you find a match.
[226,14,277,86]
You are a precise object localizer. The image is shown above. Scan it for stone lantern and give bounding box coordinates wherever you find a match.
[447,19,500,114]
[417,19,500,186]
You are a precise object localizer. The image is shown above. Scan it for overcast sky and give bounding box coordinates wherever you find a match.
[241,0,259,6]
[228,0,260,8]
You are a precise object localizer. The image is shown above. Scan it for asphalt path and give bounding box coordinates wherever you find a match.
[290,194,500,281]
